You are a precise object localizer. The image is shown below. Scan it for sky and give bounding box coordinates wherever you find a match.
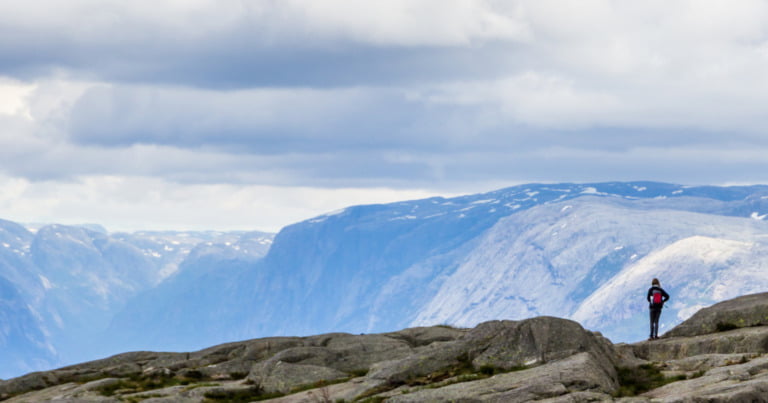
[2,0,768,233]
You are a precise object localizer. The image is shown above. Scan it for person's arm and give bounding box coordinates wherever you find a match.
[662,288,670,302]
[647,288,653,302]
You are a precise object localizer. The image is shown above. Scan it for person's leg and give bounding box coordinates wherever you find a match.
[649,309,656,339]
[650,309,661,339]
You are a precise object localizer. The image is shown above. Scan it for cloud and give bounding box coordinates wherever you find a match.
[4,1,768,230]
[0,0,530,87]
[0,174,443,232]
[66,84,428,150]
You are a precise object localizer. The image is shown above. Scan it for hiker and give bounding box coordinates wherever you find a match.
[647,278,670,340]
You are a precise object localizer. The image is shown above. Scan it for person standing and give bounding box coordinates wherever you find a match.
[647,278,670,340]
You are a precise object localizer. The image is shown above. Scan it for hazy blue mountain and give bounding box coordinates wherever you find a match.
[103,231,274,353]
[105,182,768,356]
[0,224,273,379]
[414,194,768,342]
[5,181,768,380]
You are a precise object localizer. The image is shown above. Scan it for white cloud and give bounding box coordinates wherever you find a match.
[281,0,530,46]
[0,0,530,48]
[0,77,35,117]
[4,1,768,232]
[0,174,444,232]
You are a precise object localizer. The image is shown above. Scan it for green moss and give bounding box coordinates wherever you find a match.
[689,369,707,379]
[614,364,687,397]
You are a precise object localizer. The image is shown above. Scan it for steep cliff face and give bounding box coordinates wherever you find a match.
[99,182,768,354]
[3,293,768,402]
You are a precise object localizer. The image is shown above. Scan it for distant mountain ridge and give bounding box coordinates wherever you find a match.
[103,182,768,351]
[3,181,768,380]
[0,224,273,379]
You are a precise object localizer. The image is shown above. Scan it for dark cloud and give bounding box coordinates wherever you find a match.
[4,0,768,194]
[0,8,526,89]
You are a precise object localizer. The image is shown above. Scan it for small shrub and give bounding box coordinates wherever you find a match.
[203,385,278,402]
[479,365,497,376]
[689,369,707,379]
[347,368,369,377]
[123,393,165,403]
[357,397,387,403]
[716,322,740,332]
[182,370,204,380]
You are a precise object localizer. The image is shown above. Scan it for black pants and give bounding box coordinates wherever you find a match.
[650,308,662,338]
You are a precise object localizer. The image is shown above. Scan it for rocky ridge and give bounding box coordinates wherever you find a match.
[3,293,768,402]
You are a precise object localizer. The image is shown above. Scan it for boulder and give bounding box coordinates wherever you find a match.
[468,317,618,371]
[384,352,618,402]
[247,361,348,394]
[367,340,468,385]
[665,292,768,338]
[368,317,619,389]
[632,326,768,362]
[641,355,768,402]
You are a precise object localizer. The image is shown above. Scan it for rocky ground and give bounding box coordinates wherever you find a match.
[3,292,768,402]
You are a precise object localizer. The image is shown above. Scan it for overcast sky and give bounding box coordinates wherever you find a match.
[2,0,768,232]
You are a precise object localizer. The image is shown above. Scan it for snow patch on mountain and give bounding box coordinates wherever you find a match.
[0,224,275,379]
[572,234,768,341]
[413,194,768,343]
[6,181,768,378]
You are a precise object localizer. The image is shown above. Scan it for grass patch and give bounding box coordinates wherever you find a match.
[96,371,222,397]
[357,397,387,403]
[289,378,349,394]
[208,372,365,402]
[403,355,476,387]
[96,374,181,396]
[355,383,398,401]
[356,353,526,400]
[202,385,280,402]
[614,364,687,397]
[121,393,165,403]
[184,382,221,391]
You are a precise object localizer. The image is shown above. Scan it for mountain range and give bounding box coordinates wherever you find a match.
[2,181,768,380]
[0,224,273,379]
